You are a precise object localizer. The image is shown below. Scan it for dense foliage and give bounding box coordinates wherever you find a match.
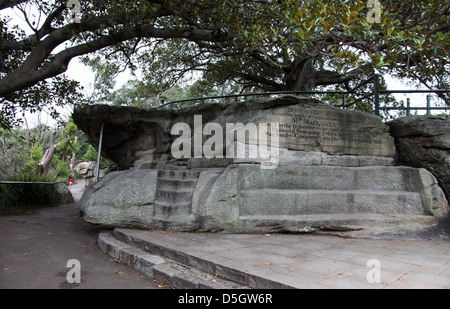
[0,173,62,212]
[0,0,448,128]
[0,119,87,179]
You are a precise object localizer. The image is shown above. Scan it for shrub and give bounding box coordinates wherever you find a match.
[0,173,62,213]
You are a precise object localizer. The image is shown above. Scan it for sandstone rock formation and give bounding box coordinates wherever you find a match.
[73,96,449,235]
[55,183,75,204]
[73,96,396,170]
[387,116,450,201]
[74,161,109,187]
[79,164,448,234]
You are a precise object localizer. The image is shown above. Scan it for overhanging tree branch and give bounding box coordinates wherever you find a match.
[0,23,219,96]
[0,0,448,128]
[0,0,28,10]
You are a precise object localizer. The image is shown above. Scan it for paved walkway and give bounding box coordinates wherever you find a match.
[70,178,86,203]
[0,180,167,289]
[107,228,450,289]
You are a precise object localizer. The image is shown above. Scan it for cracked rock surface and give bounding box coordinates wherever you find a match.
[388,115,450,201]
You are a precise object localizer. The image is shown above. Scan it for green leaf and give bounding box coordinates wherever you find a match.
[297,28,304,40]
[387,27,394,37]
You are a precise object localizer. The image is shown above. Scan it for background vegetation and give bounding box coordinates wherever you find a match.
[0,173,61,213]
[0,116,115,211]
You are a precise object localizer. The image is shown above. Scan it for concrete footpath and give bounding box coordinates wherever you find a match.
[100,227,450,289]
[1,179,449,289]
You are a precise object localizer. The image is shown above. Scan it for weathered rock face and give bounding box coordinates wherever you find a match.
[73,96,396,170]
[387,116,450,200]
[73,105,173,170]
[256,102,395,157]
[55,183,75,204]
[74,96,449,235]
[74,161,109,187]
[79,164,448,234]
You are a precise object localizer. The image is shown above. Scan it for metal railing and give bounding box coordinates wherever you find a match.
[159,90,350,109]
[0,181,67,212]
[158,75,449,118]
[0,181,65,185]
[379,90,449,116]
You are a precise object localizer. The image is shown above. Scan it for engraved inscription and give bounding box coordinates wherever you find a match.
[259,104,395,157]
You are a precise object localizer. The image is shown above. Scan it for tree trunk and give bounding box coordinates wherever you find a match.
[38,131,56,175]
[283,56,372,92]
[69,152,76,170]
[284,57,318,91]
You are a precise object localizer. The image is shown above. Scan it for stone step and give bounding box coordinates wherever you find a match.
[238,165,422,192]
[158,170,201,180]
[238,214,436,234]
[151,216,197,231]
[239,189,424,216]
[154,201,192,217]
[98,232,248,289]
[157,177,198,189]
[154,170,199,221]
[98,232,166,278]
[112,228,291,288]
[156,188,195,204]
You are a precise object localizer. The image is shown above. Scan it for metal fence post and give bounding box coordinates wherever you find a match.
[374,74,380,116]
[406,98,411,116]
[426,95,431,115]
[94,123,104,183]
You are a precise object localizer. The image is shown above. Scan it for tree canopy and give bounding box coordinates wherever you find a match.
[0,0,449,128]
[138,0,449,95]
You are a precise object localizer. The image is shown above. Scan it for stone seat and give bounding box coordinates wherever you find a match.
[239,189,424,216]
